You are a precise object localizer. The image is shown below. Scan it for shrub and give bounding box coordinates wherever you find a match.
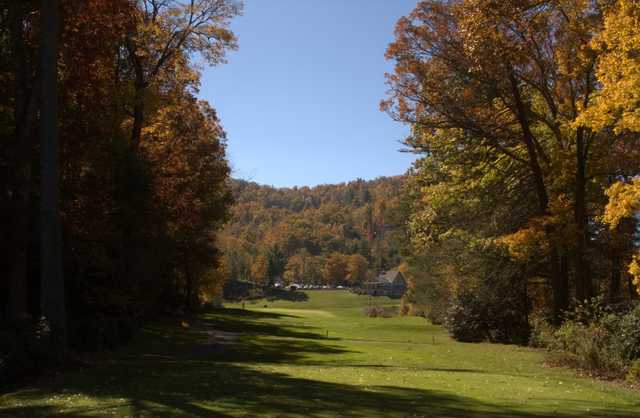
[445,286,529,344]
[617,305,640,361]
[626,360,640,384]
[409,303,429,319]
[399,298,410,316]
[551,321,615,372]
[68,316,135,353]
[538,300,640,379]
[363,306,393,318]
[0,318,59,386]
[529,315,555,348]
[445,291,486,342]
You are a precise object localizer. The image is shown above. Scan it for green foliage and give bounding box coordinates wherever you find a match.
[446,284,530,344]
[550,321,617,373]
[385,0,640,348]
[617,305,640,361]
[626,360,640,384]
[540,302,640,378]
[529,315,556,348]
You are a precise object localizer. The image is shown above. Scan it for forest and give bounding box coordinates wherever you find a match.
[2,0,640,414]
[1,0,238,379]
[220,177,405,293]
[388,0,640,377]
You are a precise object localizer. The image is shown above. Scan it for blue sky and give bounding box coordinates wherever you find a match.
[198,0,417,187]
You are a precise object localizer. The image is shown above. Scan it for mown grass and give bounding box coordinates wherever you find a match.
[1,290,639,417]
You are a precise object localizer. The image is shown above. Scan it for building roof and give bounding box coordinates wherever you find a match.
[369,270,405,285]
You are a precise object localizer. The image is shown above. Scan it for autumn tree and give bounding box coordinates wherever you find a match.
[346,254,368,286]
[251,254,269,286]
[123,0,241,148]
[383,0,615,319]
[322,252,348,286]
[581,0,640,295]
[1,0,237,332]
[219,177,405,295]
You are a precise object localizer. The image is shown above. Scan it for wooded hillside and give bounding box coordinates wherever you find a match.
[220,177,406,289]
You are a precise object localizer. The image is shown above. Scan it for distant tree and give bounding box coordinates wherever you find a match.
[322,252,348,286]
[266,245,286,286]
[284,255,303,284]
[346,254,368,286]
[251,254,269,286]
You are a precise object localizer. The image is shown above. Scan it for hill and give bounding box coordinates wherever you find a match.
[219,177,407,290]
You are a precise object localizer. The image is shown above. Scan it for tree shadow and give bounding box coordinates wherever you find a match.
[202,310,337,343]
[2,309,639,418]
[3,359,637,418]
[264,288,309,302]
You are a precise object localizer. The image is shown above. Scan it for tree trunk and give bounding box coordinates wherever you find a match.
[574,127,592,302]
[7,2,37,320]
[629,275,637,300]
[184,254,193,311]
[131,78,146,150]
[550,251,569,323]
[508,71,568,322]
[40,0,66,349]
[609,252,621,304]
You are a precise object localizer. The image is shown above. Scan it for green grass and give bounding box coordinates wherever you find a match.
[1,290,639,417]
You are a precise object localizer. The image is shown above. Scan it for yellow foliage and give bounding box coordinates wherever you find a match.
[628,256,640,296]
[499,227,548,262]
[603,180,640,229]
[577,0,640,133]
[498,194,575,261]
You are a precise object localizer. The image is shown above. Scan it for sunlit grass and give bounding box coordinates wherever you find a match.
[1,290,639,417]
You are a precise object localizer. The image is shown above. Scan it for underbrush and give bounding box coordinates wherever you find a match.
[362,306,395,318]
[0,318,59,387]
[445,287,530,344]
[1,315,136,387]
[531,298,640,383]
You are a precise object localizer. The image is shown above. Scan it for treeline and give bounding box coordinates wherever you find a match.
[1,0,239,369]
[220,177,406,291]
[385,0,640,357]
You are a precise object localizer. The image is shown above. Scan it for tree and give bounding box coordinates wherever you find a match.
[124,0,241,149]
[383,0,611,319]
[1,0,236,325]
[585,0,640,295]
[251,254,269,286]
[322,252,348,286]
[3,0,39,321]
[577,0,640,134]
[40,0,66,348]
[346,254,368,286]
[284,254,303,284]
[266,245,286,286]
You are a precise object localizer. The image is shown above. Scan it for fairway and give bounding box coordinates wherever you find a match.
[1,290,639,417]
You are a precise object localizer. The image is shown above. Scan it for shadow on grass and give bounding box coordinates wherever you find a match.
[264,288,309,302]
[203,309,338,344]
[1,309,638,418]
[2,359,636,418]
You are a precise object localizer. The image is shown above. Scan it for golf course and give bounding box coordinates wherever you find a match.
[1,290,639,417]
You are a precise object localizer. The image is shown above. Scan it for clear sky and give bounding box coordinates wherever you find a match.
[198,0,418,188]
